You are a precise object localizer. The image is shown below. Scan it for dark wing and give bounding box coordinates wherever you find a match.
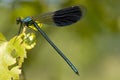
[34,5,86,26]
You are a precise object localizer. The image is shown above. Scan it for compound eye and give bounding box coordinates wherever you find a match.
[16,17,21,24]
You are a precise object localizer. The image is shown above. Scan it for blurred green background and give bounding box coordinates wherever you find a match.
[0,0,120,80]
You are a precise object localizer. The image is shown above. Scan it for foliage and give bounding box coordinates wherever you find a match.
[0,32,36,80]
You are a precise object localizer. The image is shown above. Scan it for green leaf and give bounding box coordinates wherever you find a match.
[0,32,36,80]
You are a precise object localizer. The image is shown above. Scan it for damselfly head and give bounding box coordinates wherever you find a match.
[16,17,22,25]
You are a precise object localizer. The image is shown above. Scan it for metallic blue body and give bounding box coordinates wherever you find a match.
[21,17,32,23]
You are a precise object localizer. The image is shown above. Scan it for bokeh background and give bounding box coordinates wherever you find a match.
[0,0,120,80]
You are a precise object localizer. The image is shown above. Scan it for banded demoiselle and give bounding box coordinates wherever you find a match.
[16,5,86,75]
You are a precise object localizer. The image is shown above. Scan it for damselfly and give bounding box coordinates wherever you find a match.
[16,5,86,75]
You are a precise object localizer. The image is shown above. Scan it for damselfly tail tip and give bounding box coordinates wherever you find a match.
[75,71,80,76]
